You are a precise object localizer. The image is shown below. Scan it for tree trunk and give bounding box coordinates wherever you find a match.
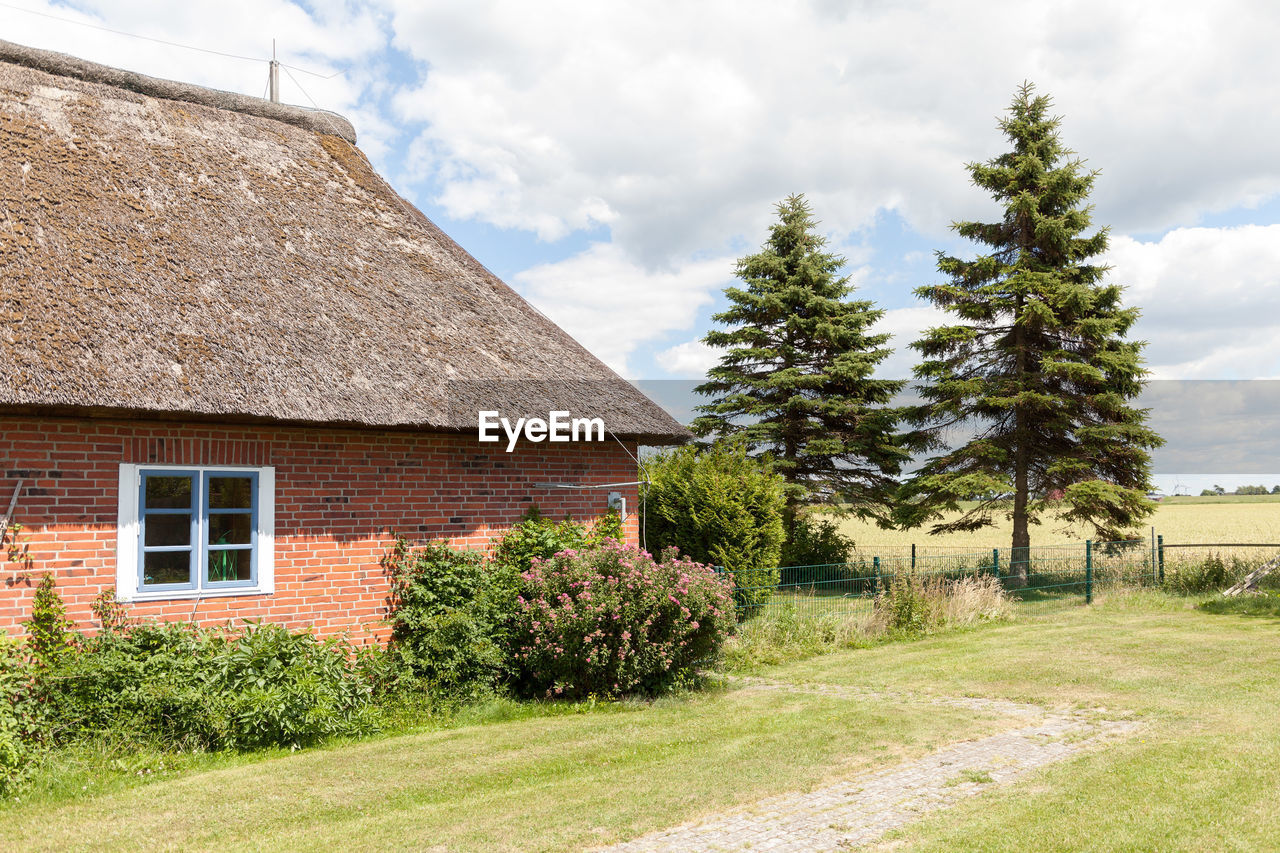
[1010,441,1030,587]
[781,326,802,554]
[782,430,800,550]
[1010,290,1030,587]
[783,499,799,551]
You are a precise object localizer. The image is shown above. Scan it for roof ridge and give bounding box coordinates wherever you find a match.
[0,38,356,143]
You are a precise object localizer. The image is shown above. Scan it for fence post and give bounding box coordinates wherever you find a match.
[1151,527,1157,586]
[872,556,880,597]
[911,543,916,572]
[1157,535,1165,584]
[1085,539,1094,604]
[992,548,1000,579]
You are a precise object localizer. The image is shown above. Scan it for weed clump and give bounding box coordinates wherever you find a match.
[723,573,1013,671]
[876,573,1012,634]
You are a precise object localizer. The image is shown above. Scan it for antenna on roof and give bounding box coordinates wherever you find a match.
[268,39,280,103]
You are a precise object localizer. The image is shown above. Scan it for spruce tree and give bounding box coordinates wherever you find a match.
[896,84,1163,582]
[692,194,907,534]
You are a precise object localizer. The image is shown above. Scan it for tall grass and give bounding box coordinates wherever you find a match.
[721,602,876,670]
[1160,553,1280,595]
[722,573,1014,671]
[876,573,1013,634]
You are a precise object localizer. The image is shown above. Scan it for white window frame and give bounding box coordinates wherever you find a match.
[116,463,275,602]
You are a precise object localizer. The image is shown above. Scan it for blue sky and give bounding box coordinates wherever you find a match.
[6,0,1280,487]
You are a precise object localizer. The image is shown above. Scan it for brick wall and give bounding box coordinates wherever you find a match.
[0,416,641,642]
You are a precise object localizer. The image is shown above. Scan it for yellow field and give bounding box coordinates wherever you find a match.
[830,499,1280,555]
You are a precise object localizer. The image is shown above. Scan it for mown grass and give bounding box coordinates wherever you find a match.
[854,590,1280,851]
[1196,591,1280,619]
[1,674,1006,851]
[8,589,1280,851]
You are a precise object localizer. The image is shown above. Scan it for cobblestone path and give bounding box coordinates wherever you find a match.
[600,681,1139,852]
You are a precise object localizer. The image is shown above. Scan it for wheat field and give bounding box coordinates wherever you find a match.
[830,496,1280,554]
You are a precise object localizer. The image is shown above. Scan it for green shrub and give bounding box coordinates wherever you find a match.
[492,506,622,573]
[492,508,585,573]
[26,574,73,668]
[39,620,377,751]
[0,635,44,795]
[780,515,855,568]
[211,622,379,749]
[381,510,628,699]
[388,539,491,617]
[644,442,786,612]
[509,542,736,698]
[384,539,517,698]
[40,622,212,745]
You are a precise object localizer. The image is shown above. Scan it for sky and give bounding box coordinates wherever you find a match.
[5,0,1280,489]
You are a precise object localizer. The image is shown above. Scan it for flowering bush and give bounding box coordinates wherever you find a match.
[510,542,736,698]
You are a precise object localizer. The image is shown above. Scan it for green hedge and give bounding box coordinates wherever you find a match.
[40,620,378,751]
[643,442,786,611]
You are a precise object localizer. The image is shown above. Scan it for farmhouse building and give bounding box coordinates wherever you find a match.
[0,41,688,639]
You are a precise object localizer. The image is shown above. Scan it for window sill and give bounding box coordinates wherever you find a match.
[119,588,273,603]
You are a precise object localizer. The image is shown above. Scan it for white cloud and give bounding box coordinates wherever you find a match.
[879,226,1280,381]
[869,224,1280,382]
[1109,226,1280,379]
[872,306,950,379]
[383,0,1280,264]
[655,340,724,378]
[511,244,733,376]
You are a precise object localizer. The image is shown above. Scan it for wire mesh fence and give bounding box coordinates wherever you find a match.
[722,535,1276,621]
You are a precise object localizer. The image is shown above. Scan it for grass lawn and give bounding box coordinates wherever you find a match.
[2,678,1006,851]
[6,591,1280,850]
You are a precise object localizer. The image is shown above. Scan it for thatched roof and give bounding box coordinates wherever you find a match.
[0,41,690,443]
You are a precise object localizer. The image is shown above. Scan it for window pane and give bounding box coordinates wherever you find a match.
[209,513,252,546]
[209,477,253,509]
[146,476,192,509]
[144,513,192,547]
[143,550,191,586]
[207,548,252,583]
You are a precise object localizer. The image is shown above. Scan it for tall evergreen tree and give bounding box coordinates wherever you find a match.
[895,84,1163,582]
[692,194,908,534]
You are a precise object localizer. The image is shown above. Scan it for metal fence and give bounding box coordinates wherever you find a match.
[726,536,1280,620]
